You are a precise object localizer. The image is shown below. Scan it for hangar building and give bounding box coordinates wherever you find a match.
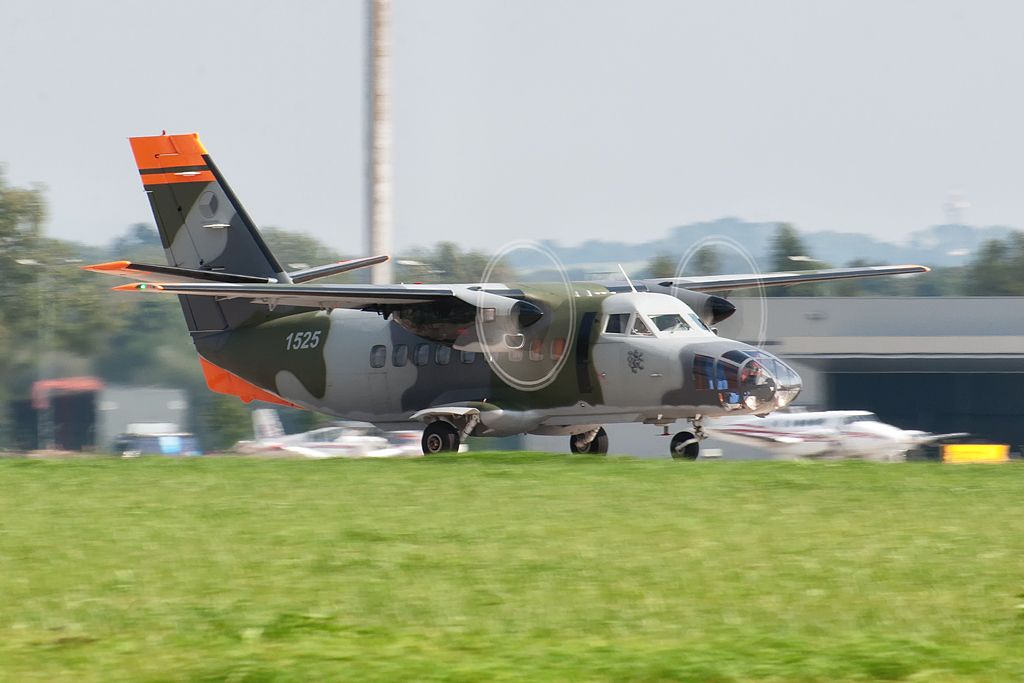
[527,297,1024,457]
[720,297,1024,448]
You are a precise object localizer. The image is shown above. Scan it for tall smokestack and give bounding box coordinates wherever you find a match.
[366,0,393,284]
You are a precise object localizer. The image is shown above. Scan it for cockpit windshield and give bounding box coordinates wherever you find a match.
[687,313,712,332]
[630,316,653,336]
[650,313,691,334]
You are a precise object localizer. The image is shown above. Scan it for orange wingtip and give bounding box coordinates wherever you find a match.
[112,283,164,291]
[82,260,131,272]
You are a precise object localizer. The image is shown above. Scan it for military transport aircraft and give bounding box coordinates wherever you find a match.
[85,133,928,457]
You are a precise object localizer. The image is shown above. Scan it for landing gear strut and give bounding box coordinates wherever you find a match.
[670,416,707,460]
[570,427,609,454]
[422,421,460,454]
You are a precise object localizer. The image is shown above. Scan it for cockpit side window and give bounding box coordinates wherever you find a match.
[630,315,653,336]
[693,355,715,389]
[715,360,740,390]
[605,313,629,334]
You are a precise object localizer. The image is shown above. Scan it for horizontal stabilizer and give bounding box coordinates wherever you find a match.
[83,261,274,284]
[112,281,458,310]
[289,255,389,283]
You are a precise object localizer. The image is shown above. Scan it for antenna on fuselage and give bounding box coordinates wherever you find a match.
[617,264,637,293]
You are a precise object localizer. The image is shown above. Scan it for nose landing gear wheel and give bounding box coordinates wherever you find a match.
[422,421,460,454]
[670,431,700,460]
[570,427,609,454]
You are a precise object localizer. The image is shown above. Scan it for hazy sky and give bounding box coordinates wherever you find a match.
[2,0,1023,253]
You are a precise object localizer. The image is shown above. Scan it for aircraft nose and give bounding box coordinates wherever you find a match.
[738,350,802,410]
[767,356,802,408]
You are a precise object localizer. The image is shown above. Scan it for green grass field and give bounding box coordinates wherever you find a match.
[1,454,1022,681]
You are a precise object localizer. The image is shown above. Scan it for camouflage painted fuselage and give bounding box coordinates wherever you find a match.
[195,286,799,437]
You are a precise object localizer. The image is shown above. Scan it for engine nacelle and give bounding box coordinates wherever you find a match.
[389,289,544,344]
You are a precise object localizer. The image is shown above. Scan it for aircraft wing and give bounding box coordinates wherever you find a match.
[644,264,930,293]
[908,431,970,446]
[280,444,339,459]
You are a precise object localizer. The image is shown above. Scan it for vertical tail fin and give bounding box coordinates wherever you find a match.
[252,408,287,441]
[129,133,287,332]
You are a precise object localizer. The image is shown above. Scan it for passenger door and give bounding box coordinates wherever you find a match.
[366,344,391,414]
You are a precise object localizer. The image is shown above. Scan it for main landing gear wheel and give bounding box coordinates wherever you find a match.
[670,431,700,460]
[422,421,460,454]
[570,427,609,455]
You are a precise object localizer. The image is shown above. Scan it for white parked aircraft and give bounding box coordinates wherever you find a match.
[706,410,968,461]
[235,409,422,458]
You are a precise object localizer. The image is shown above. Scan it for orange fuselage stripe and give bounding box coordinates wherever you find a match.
[198,356,302,409]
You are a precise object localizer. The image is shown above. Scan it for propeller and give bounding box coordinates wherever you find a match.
[462,242,578,392]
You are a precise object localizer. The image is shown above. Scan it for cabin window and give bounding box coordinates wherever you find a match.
[605,313,629,334]
[392,344,408,367]
[630,316,653,336]
[460,350,476,364]
[370,345,386,368]
[650,313,691,334]
[529,339,545,361]
[551,338,566,360]
[693,355,715,390]
[435,345,451,366]
[414,343,431,366]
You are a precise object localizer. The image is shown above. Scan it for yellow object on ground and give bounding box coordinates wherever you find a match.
[942,443,1010,463]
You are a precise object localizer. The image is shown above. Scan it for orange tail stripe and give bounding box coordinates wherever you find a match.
[129,133,208,171]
